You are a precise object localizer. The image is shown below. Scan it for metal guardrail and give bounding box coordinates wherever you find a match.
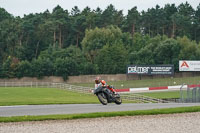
[0,82,170,103]
[180,83,200,103]
[121,93,170,103]
[0,82,92,94]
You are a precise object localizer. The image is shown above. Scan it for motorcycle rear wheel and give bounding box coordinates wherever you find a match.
[97,93,108,105]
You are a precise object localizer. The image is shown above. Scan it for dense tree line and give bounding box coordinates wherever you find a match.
[0,2,200,79]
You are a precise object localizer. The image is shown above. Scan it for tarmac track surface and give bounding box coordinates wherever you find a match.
[1,103,200,117]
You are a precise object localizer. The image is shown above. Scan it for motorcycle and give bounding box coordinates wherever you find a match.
[94,85,122,105]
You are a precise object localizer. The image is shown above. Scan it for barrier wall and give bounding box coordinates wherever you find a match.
[0,72,200,83]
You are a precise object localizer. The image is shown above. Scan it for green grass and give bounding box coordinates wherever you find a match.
[1,106,200,123]
[140,91,181,99]
[0,87,99,106]
[72,76,200,89]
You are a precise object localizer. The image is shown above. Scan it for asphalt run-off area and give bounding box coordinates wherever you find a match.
[1,103,200,117]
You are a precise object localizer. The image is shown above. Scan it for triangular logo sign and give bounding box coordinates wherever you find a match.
[181,61,189,68]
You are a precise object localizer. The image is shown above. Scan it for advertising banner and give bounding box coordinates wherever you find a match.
[127,65,174,75]
[179,60,200,71]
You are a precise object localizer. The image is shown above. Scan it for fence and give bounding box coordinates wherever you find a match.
[180,84,200,103]
[0,82,93,94]
[0,82,170,103]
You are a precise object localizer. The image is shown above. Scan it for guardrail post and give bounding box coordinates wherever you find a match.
[198,87,200,102]
[192,88,197,103]
[180,83,185,103]
[187,86,191,103]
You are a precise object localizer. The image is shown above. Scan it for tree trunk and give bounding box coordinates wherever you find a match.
[25,35,30,46]
[62,34,64,48]
[162,26,165,35]
[59,28,62,48]
[89,23,92,29]
[171,21,176,38]
[53,30,56,47]
[132,24,135,37]
[149,24,151,36]
[19,38,22,46]
[35,41,40,58]
[76,33,79,47]
[19,34,23,46]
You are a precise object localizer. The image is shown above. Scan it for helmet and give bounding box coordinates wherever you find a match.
[101,80,106,85]
[95,77,101,84]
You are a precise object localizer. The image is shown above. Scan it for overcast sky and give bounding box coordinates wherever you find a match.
[0,0,199,17]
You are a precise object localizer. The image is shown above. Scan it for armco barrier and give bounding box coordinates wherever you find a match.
[0,82,92,94]
[180,84,200,103]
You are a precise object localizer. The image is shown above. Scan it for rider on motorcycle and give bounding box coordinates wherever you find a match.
[94,77,116,94]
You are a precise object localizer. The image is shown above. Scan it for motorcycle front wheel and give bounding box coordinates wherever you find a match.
[97,93,108,105]
[114,94,122,105]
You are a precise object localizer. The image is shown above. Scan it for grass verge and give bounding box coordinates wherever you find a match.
[1,106,200,123]
[0,87,99,106]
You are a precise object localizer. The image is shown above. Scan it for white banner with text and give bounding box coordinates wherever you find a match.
[179,60,200,71]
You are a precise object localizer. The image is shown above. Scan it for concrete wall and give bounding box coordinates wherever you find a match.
[0,76,64,83]
[0,72,200,83]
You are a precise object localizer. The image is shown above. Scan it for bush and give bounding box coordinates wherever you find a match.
[16,60,32,78]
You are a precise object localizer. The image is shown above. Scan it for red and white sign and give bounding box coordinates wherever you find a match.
[179,60,200,71]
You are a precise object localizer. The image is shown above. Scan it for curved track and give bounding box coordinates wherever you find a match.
[1,103,200,117]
